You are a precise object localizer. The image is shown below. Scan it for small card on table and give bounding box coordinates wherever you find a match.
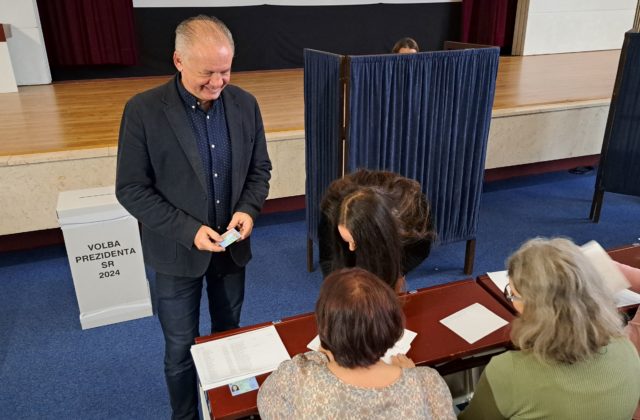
[228,377,259,396]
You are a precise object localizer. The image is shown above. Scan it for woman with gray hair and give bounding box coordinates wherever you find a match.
[459,237,640,419]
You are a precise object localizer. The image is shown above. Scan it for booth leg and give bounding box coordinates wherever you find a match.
[590,188,604,223]
[464,239,476,275]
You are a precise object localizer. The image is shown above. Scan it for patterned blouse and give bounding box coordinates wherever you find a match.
[257,351,455,419]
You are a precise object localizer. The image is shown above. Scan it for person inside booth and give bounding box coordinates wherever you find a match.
[392,37,419,54]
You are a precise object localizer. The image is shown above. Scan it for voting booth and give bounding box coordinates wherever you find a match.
[56,186,152,329]
[304,47,500,274]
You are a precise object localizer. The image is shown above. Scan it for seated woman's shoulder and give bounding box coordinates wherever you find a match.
[297,350,329,365]
[609,336,640,361]
[284,351,329,374]
[411,366,449,387]
[264,351,328,388]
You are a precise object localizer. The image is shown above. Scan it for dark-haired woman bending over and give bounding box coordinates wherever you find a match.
[319,169,435,292]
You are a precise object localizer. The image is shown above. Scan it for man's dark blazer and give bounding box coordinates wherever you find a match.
[115,75,272,278]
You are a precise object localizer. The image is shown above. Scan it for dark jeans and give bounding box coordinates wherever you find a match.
[156,252,245,420]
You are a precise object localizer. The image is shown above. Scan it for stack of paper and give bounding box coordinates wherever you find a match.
[487,270,509,292]
[580,241,640,307]
[581,241,630,294]
[191,325,290,390]
[615,289,640,308]
[307,329,417,364]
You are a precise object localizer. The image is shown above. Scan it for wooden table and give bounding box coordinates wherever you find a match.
[607,243,640,268]
[195,278,515,419]
[477,243,640,315]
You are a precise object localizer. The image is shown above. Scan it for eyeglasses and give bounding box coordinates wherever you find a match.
[503,283,522,302]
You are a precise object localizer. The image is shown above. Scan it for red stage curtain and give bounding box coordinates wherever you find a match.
[37,0,138,66]
[461,0,518,50]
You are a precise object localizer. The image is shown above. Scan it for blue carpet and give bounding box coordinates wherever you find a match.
[1,170,639,419]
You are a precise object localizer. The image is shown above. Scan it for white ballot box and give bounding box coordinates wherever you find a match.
[56,186,152,329]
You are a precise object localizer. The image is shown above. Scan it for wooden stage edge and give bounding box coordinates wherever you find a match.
[0,156,599,253]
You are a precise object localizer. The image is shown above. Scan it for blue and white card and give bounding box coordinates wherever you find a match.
[228,377,259,396]
[219,228,241,248]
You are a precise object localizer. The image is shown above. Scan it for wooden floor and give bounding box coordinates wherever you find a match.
[0,50,620,157]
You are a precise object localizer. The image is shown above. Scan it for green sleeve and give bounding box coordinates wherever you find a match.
[458,372,507,420]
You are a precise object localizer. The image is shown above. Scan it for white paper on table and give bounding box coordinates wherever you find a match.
[581,241,630,294]
[440,303,509,344]
[615,288,640,308]
[381,329,417,363]
[307,335,321,352]
[190,325,290,390]
[487,270,509,292]
[307,329,417,363]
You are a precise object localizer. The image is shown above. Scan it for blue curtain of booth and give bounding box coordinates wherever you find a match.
[304,49,343,243]
[347,48,499,244]
[600,32,640,197]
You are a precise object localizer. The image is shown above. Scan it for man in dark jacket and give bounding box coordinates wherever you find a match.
[116,15,271,420]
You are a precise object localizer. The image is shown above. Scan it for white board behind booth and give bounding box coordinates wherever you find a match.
[0,0,51,85]
[513,0,636,55]
[57,186,152,330]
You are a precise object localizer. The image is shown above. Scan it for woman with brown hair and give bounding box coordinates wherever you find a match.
[334,187,404,290]
[319,169,435,291]
[257,268,454,419]
[392,37,419,54]
[459,238,640,419]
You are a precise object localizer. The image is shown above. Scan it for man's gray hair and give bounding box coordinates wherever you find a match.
[175,15,235,55]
